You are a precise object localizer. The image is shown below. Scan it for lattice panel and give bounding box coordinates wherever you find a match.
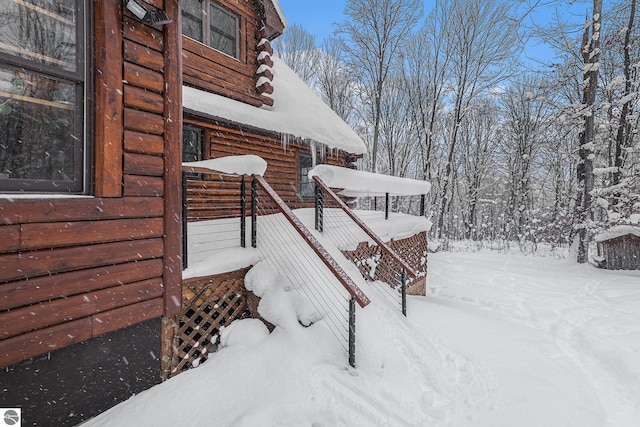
[170,272,250,377]
[341,231,428,295]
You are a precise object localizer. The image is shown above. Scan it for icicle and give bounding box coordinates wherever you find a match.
[310,140,317,166]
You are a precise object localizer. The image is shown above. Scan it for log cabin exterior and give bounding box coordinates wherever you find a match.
[0,1,369,425]
[0,0,433,423]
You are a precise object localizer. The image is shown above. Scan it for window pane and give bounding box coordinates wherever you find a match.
[183,127,202,163]
[0,0,77,72]
[180,0,203,42]
[0,66,80,184]
[209,31,235,57]
[299,152,314,199]
[209,2,237,58]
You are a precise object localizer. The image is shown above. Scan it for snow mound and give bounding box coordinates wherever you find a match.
[183,154,267,176]
[309,164,431,197]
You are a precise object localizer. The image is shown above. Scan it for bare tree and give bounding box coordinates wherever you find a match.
[435,0,520,238]
[272,23,319,85]
[499,77,550,241]
[576,0,602,263]
[337,0,423,173]
[316,36,358,127]
[457,101,500,240]
[378,75,416,177]
[401,3,450,185]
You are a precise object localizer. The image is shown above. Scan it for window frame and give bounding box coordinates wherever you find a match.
[298,151,315,200]
[181,0,241,60]
[0,0,91,194]
[182,125,204,179]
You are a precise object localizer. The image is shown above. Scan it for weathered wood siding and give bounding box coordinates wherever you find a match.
[0,0,182,368]
[184,117,353,220]
[182,0,266,107]
[602,235,640,270]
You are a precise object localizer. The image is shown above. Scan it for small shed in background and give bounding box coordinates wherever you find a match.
[594,225,640,270]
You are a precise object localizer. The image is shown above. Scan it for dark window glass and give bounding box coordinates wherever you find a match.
[183,126,202,163]
[0,67,79,183]
[180,0,203,43]
[180,1,239,59]
[0,0,87,193]
[209,3,237,58]
[183,126,202,179]
[0,0,77,72]
[299,151,314,199]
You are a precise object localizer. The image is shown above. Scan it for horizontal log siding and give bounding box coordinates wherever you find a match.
[0,8,172,367]
[184,118,350,220]
[182,0,264,106]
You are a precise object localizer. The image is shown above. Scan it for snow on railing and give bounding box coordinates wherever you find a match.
[251,175,370,367]
[180,162,371,367]
[312,175,426,315]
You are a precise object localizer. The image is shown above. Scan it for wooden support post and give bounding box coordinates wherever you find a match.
[161,316,177,380]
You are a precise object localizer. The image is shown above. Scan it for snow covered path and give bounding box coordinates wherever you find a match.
[415,251,640,426]
[85,250,640,427]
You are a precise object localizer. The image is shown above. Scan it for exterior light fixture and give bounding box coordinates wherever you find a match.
[124,0,172,26]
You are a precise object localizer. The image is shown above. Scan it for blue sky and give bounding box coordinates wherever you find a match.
[277,0,590,65]
[278,0,347,41]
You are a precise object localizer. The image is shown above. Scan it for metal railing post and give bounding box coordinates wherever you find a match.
[348,296,356,368]
[251,177,257,248]
[182,171,188,270]
[240,176,246,248]
[401,269,407,317]
[385,192,390,220]
[420,194,425,217]
[315,183,324,232]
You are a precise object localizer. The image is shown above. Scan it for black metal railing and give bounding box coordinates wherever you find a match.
[180,167,370,367]
[312,176,419,316]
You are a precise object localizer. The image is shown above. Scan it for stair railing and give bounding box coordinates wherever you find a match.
[312,176,419,316]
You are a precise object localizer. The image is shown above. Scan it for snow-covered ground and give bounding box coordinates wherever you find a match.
[84,246,640,427]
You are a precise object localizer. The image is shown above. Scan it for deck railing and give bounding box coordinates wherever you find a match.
[180,168,370,366]
[313,176,422,315]
[252,175,369,367]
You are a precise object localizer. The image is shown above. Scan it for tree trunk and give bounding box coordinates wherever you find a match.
[613,0,636,185]
[577,0,602,263]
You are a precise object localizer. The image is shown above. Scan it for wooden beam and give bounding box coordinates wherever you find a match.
[94,0,124,197]
[163,0,183,317]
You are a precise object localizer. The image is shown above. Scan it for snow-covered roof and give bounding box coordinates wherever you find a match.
[308,165,431,197]
[270,0,287,30]
[182,57,366,155]
[182,155,267,176]
[594,225,640,242]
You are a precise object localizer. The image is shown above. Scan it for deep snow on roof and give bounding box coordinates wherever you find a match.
[594,225,640,242]
[182,57,366,155]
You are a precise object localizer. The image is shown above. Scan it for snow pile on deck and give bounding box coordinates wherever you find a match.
[182,57,366,155]
[309,164,431,197]
[85,247,640,426]
[183,154,268,176]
